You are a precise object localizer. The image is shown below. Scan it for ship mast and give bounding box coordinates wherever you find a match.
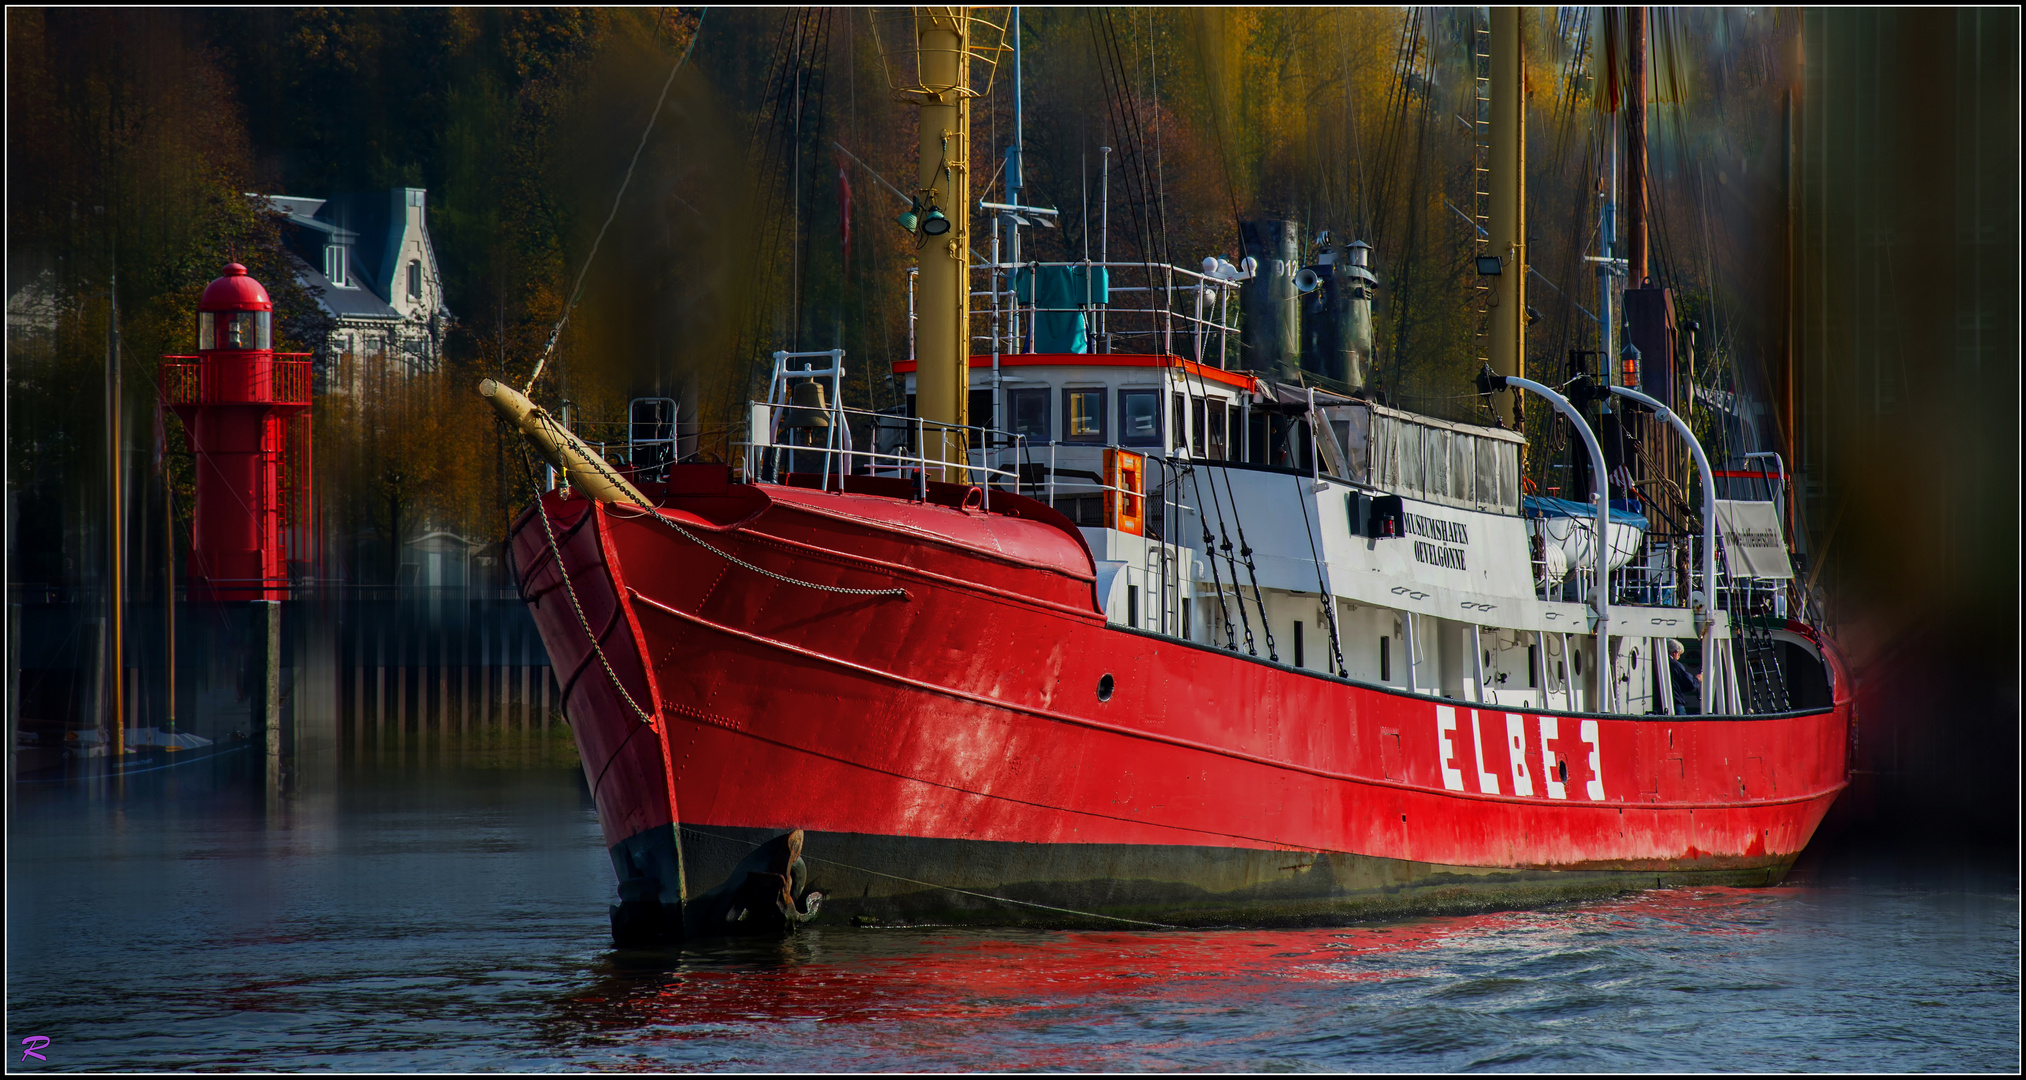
[909,8,974,482]
[1488,7,1526,429]
[1623,6,1649,290]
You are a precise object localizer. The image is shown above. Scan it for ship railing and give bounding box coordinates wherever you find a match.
[738,400,1030,508]
[735,400,1189,532]
[1018,439,1193,536]
[906,258,1244,368]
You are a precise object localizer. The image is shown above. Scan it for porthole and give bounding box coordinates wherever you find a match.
[1097,673,1115,702]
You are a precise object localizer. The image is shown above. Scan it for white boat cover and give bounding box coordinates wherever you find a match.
[1523,495,1647,574]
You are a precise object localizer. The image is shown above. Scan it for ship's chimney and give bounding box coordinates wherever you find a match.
[1239,218,1301,381]
[1342,240,1377,390]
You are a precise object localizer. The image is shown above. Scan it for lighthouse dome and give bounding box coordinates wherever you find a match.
[199,263,273,312]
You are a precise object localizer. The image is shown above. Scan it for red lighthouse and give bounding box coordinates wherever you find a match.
[162,264,314,602]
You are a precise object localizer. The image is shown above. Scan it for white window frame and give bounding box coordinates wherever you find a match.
[325,244,353,288]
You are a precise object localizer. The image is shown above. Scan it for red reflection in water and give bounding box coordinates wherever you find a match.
[572,921,1457,1034]
[554,887,1794,1056]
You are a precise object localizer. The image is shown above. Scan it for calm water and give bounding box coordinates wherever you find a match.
[7,745,2018,1073]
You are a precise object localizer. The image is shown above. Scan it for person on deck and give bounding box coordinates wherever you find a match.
[1668,640,1701,715]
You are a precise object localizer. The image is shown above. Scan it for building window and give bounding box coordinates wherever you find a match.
[1119,388,1161,447]
[1008,388,1050,442]
[407,260,422,301]
[1062,387,1106,443]
[325,245,350,287]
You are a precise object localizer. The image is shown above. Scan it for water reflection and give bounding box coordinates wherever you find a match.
[6,722,2017,1073]
[535,883,2015,1072]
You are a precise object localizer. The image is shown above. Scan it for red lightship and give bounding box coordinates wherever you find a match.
[488,9,1849,943]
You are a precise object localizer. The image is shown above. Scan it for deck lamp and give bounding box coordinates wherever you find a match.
[921,206,951,236]
[1620,341,1642,388]
[896,201,921,234]
[1475,254,1503,276]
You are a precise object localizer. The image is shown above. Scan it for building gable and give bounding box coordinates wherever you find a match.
[256,187,454,383]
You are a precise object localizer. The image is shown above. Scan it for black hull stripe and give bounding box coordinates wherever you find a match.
[644,824,1798,931]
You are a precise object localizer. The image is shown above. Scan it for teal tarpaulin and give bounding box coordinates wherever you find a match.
[1012,264,1109,354]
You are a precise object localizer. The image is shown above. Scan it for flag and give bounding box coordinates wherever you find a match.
[836,151,854,267]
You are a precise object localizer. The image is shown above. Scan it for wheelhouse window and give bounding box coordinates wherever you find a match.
[968,388,994,443]
[1172,392,1187,453]
[1191,398,1229,458]
[1062,387,1106,443]
[1008,388,1050,442]
[1118,388,1162,447]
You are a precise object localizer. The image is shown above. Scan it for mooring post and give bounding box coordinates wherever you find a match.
[252,599,282,791]
[85,617,107,758]
[7,602,21,804]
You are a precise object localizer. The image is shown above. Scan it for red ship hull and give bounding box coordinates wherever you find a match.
[509,469,1851,932]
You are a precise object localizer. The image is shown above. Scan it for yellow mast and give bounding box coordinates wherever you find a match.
[909,8,973,482]
[1489,7,1526,427]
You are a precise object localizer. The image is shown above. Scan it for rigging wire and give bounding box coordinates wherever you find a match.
[1111,13,1260,653]
[1345,12,1375,244]
[1092,11,1242,651]
[1091,10,1237,651]
[721,9,825,436]
[523,9,708,394]
[1294,448,1349,677]
[1115,10,1280,662]
[1118,12,1277,660]
[1383,10,1436,400]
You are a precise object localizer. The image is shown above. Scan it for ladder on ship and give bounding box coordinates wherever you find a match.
[1470,8,1493,364]
[1153,460,1182,639]
[1712,539,1789,714]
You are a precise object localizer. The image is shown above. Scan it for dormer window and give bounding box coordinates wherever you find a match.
[324,244,351,287]
[407,260,421,301]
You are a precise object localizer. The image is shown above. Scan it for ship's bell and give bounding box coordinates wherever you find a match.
[783,379,831,430]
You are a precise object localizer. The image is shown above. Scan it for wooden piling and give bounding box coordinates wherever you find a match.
[252,600,282,792]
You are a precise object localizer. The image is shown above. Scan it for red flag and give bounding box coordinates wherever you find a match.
[836,151,854,267]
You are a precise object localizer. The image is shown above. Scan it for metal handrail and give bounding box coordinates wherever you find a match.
[736,399,1177,527]
[910,258,1245,367]
[1496,374,1613,713]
